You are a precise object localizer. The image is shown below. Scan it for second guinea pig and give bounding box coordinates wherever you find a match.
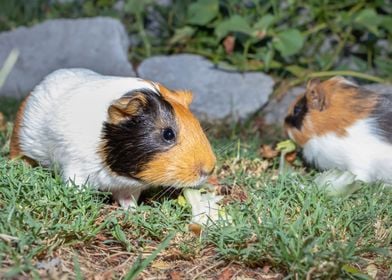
[10,68,216,208]
[284,76,392,184]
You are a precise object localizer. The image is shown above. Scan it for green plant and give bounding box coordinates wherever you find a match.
[0,102,390,278]
[1,0,390,84]
[157,0,391,83]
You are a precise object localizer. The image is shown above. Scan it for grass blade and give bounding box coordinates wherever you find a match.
[124,231,175,280]
[0,49,19,89]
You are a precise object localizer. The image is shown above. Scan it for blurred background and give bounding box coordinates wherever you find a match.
[0,0,391,122]
[1,0,391,83]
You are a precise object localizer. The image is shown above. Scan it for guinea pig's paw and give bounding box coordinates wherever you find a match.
[314,169,362,196]
[112,188,142,210]
[118,198,138,211]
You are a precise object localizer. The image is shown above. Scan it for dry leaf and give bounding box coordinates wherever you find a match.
[169,270,183,280]
[218,267,235,280]
[189,223,202,237]
[164,248,183,261]
[365,264,378,279]
[208,176,220,186]
[93,271,113,280]
[262,265,271,274]
[95,233,107,241]
[285,151,297,163]
[229,186,248,202]
[152,260,172,270]
[223,36,235,55]
[260,145,279,159]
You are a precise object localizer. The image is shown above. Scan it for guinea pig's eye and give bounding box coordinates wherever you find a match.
[293,104,302,116]
[162,127,176,142]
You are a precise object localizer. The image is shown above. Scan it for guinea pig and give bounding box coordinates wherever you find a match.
[10,68,216,208]
[284,76,392,184]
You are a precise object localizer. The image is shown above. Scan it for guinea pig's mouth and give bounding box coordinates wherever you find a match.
[286,129,295,141]
[170,175,210,189]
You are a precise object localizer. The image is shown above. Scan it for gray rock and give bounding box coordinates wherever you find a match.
[263,86,305,125]
[138,54,274,121]
[364,83,392,94]
[263,83,392,125]
[0,17,135,97]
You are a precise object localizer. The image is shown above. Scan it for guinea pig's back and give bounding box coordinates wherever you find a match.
[18,69,156,168]
[372,93,392,143]
[16,69,100,165]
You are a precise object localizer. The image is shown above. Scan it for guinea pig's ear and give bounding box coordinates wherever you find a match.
[157,84,193,108]
[108,93,147,124]
[173,90,193,107]
[306,79,327,111]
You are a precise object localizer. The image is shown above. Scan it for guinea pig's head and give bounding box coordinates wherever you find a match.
[284,76,376,146]
[101,84,216,188]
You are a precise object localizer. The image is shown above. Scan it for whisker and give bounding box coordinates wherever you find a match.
[168,187,179,198]
[151,185,173,201]
[214,142,236,156]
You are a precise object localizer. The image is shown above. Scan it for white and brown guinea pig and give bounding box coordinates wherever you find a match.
[285,76,392,184]
[10,68,216,208]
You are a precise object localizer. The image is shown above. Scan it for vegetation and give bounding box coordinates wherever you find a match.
[0,1,391,278]
[0,99,391,279]
[0,0,391,86]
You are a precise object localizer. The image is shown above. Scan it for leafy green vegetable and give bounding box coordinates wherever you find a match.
[273,29,305,57]
[187,0,218,25]
[215,15,253,40]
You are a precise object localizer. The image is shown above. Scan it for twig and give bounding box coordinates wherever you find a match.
[191,260,225,280]
[0,233,19,242]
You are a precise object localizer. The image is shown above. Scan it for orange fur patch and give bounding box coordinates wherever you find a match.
[9,94,37,165]
[137,87,216,187]
[286,77,377,146]
[157,84,193,108]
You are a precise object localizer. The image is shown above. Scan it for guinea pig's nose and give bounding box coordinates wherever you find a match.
[199,166,215,177]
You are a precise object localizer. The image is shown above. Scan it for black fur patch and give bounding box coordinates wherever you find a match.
[101,89,177,179]
[285,95,308,129]
[372,93,392,144]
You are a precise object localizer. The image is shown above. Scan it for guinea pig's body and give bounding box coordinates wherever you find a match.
[285,77,392,183]
[10,69,216,207]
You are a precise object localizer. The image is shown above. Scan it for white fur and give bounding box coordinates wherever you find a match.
[303,119,392,183]
[19,69,159,206]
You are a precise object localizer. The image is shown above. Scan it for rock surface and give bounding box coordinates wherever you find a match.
[364,83,392,95]
[263,83,392,125]
[263,86,304,125]
[138,54,274,121]
[0,17,135,97]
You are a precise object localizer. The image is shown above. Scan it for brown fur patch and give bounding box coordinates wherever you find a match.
[157,84,193,108]
[286,77,377,146]
[9,94,37,166]
[99,86,215,187]
[137,90,216,187]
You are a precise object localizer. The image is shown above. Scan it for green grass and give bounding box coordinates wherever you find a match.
[0,100,391,279]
